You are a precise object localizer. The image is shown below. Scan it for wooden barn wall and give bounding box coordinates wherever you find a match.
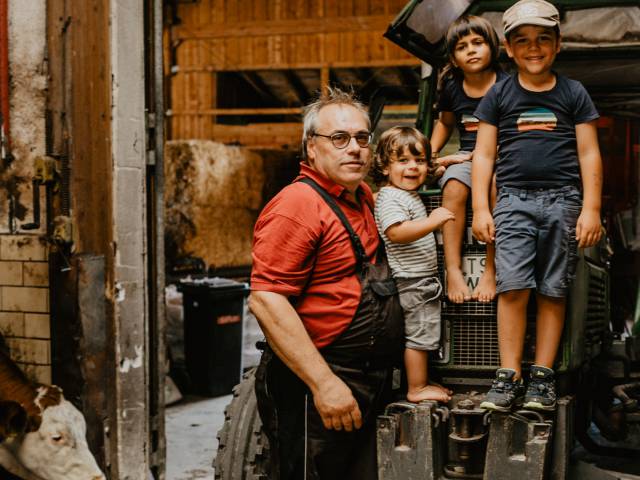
[166,0,418,144]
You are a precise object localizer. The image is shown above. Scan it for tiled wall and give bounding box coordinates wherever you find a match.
[0,234,51,384]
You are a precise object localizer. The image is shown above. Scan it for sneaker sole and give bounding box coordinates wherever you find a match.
[480,401,512,412]
[522,400,556,411]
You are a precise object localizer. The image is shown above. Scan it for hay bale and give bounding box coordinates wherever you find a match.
[165,141,266,269]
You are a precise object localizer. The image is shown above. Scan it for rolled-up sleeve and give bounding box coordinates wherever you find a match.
[251,211,319,296]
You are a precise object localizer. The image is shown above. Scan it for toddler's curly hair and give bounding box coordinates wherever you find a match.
[371,126,431,186]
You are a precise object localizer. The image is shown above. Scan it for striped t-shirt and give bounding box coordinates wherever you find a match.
[374,186,438,278]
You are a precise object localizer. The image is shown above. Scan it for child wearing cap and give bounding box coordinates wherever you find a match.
[472,0,603,411]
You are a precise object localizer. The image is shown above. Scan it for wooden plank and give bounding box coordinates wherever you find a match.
[175,57,420,72]
[172,14,395,40]
[254,0,267,22]
[212,0,225,23]
[209,122,303,148]
[170,104,418,117]
[370,0,385,16]
[170,107,302,116]
[325,0,339,17]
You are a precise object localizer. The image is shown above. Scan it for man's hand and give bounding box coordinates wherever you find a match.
[576,208,602,248]
[428,207,455,229]
[313,374,362,432]
[472,209,495,244]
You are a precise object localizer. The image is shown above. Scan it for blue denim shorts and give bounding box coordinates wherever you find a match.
[493,186,582,297]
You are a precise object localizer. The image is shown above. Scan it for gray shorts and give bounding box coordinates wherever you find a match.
[396,276,442,351]
[493,186,582,297]
[438,151,472,189]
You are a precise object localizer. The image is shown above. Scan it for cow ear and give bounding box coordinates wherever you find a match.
[0,401,28,441]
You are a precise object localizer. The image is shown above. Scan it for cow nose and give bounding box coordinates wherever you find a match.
[92,476,106,480]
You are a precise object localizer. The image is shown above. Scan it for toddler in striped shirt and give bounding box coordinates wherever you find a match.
[372,126,454,402]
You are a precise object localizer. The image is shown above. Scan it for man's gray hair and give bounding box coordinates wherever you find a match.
[301,86,370,159]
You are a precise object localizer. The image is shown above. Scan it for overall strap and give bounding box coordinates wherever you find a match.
[298,177,368,273]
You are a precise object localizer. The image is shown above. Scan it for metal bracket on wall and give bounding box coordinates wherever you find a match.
[21,155,59,230]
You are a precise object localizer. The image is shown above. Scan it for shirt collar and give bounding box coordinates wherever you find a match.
[297,162,366,202]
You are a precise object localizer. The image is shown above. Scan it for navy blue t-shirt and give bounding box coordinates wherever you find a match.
[474,73,599,188]
[436,71,508,152]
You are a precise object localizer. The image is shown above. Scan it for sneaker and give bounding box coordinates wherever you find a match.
[480,369,525,412]
[523,365,556,411]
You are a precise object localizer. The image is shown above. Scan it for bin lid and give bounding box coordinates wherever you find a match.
[177,276,249,292]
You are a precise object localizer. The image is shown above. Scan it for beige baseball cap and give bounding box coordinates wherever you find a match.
[503,0,560,36]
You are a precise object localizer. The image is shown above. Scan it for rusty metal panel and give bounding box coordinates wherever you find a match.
[484,411,553,480]
[377,401,447,479]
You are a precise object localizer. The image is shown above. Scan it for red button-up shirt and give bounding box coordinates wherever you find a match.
[251,163,379,348]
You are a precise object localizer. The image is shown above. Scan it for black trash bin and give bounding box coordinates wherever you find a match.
[178,277,250,396]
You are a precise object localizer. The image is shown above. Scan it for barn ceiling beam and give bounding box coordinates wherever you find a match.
[240,72,280,106]
[355,68,380,100]
[398,66,420,87]
[283,71,309,105]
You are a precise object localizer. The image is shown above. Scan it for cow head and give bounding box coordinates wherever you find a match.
[3,393,105,480]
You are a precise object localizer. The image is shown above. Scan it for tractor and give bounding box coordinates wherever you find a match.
[214,1,640,478]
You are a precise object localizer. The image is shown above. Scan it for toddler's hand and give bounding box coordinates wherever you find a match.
[430,164,446,178]
[576,208,602,248]
[472,209,495,244]
[429,207,455,228]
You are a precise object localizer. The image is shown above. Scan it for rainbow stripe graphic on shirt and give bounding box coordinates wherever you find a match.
[461,114,479,132]
[517,108,557,131]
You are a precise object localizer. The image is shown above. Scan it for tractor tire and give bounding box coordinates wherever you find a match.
[213,368,271,479]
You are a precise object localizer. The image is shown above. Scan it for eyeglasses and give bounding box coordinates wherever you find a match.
[312,131,372,149]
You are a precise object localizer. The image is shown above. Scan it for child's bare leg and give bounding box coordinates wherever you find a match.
[405,348,451,402]
[474,176,497,302]
[497,289,531,379]
[442,179,471,303]
[534,294,566,367]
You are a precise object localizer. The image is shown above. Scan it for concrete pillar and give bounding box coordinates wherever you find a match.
[110,1,149,478]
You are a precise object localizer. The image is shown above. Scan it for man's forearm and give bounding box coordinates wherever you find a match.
[249,290,335,394]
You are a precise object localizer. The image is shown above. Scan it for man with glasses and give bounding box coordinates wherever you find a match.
[250,87,403,479]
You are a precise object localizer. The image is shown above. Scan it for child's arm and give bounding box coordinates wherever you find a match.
[431,112,470,174]
[385,207,454,244]
[431,111,455,155]
[471,121,498,244]
[575,121,603,248]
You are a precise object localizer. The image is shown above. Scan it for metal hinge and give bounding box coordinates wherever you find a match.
[146,112,157,165]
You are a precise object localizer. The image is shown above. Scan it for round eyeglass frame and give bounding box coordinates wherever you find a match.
[311,131,372,149]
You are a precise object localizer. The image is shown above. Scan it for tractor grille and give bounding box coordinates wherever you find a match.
[450,316,500,366]
[585,264,608,344]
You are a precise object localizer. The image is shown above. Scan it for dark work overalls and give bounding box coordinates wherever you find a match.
[255,177,405,480]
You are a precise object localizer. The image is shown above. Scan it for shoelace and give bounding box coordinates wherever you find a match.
[530,379,554,395]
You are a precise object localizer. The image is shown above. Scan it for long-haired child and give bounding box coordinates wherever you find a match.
[431,15,505,304]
